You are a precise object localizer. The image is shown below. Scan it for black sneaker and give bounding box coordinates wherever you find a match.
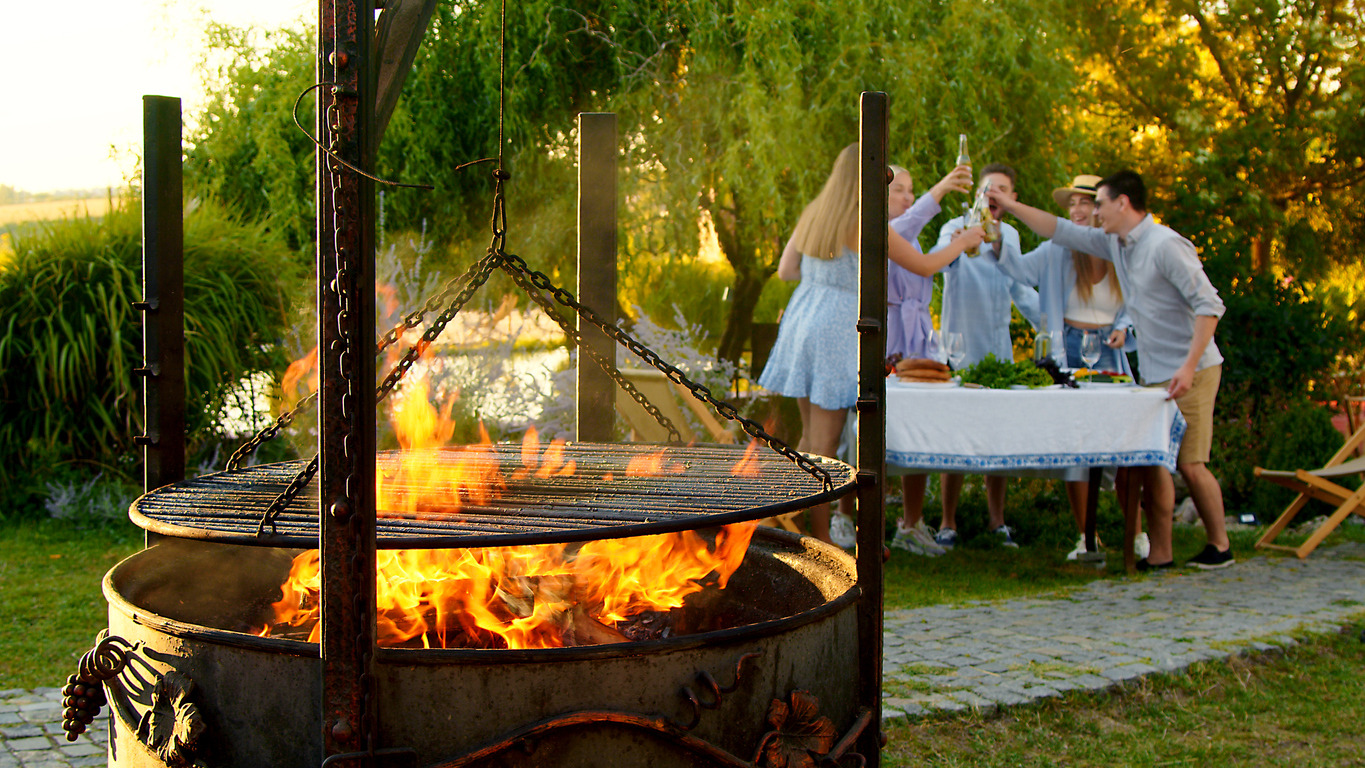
[1136,558,1174,572]
[1186,544,1235,570]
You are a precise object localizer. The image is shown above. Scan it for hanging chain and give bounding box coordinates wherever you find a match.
[498,250,684,443]
[496,252,833,490]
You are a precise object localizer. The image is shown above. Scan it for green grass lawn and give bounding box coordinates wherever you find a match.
[883,627,1365,767]
[0,519,141,689]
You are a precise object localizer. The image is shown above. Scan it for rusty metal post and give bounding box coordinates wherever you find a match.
[318,0,379,763]
[855,91,888,765]
[137,95,185,502]
[576,113,617,442]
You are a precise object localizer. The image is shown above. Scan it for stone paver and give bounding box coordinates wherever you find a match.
[880,541,1365,724]
[4,543,1364,764]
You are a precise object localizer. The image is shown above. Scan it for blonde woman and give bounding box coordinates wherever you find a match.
[759,143,984,543]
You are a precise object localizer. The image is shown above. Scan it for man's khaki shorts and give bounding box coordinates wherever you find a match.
[1150,365,1221,465]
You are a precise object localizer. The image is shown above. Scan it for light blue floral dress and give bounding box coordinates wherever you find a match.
[757,249,858,410]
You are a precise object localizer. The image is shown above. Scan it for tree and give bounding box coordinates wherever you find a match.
[1059,0,1365,282]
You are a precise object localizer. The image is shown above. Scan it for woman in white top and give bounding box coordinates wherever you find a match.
[995,174,1144,561]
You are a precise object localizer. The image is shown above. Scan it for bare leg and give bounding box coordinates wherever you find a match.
[1065,480,1088,532]
[801,402,849,544]
[1180,461,1229,551]
[900,474,928,528]
[940,473,963,531]
[1143,466,1174,564]
[985,475,1007,530]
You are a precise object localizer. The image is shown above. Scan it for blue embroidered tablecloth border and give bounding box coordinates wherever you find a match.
[887,409,1187,473]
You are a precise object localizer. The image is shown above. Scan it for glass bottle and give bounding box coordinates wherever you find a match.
[956,134,970,166]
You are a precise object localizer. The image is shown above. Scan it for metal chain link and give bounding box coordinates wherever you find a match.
[497,251,833,491]
[327,84,377,758]
[498,252,684,443]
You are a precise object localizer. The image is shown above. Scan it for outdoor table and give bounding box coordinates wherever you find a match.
[883,379,1186,572]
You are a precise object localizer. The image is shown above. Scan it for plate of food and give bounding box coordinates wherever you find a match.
[1073,369,1134,386]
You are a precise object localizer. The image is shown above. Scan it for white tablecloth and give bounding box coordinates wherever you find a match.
[884,381,1187,473]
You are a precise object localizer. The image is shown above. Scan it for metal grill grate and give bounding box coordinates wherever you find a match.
[131,442,855,548]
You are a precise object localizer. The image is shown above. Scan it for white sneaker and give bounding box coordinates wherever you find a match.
[891,520,945,556]
[829,513,857,549]
[1065,534,1087,561]
[1134,532,1151,560]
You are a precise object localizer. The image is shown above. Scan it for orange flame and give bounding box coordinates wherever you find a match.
[260,339,767,649]
[731,439,763,478]
[264,523,755,649]
[280,347,319,408]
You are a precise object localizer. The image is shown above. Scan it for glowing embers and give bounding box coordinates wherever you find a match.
[261,523,757,649]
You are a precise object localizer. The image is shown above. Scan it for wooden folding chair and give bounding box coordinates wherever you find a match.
[1254,422,1365,558]
[615,368,803,533]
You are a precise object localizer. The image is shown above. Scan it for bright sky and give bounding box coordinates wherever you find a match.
[2,1,316,195]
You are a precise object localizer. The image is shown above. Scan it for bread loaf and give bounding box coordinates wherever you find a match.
[895,357,950,374]
[898,368,952,382]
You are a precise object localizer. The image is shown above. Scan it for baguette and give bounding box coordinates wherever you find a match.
[895,357,950,374]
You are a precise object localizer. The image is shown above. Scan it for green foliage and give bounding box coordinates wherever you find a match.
[958,354,1053,389]
[1060,0,1365,283]
[184,24,317,253]
[0,195,296,516]
[1204,274,1363,515]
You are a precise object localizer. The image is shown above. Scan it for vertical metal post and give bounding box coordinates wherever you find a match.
[576,113,618,442]
[318,0,378,763]
[138,95,185,500]
[855,91,888,765]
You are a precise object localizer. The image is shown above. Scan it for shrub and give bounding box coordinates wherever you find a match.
[1208,274,1363,517]
[0,195,297,517]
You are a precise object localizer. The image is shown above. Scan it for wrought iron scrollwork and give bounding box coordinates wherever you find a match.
[62,632,131,741]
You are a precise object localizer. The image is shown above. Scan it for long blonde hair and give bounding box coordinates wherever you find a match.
[1071,252,1123,304]
[789,143,860,260]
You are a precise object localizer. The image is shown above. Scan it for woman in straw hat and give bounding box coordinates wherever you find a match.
[758,143,985,544]
[993,173,1143,561]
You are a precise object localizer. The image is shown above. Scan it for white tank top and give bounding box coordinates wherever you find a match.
[1065,273,1121,325]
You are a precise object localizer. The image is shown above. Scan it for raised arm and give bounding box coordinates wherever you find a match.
[987,188,1059,239]
[889,225,985,277]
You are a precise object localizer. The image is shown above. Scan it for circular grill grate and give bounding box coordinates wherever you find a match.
[131,442,855,548]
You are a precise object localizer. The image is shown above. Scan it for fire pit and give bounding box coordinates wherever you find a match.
[96,527,858,767]
[68,3,893,765]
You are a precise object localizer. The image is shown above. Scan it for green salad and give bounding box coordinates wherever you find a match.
[958,353,1055,389]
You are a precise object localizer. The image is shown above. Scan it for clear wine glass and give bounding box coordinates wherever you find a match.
[924,328,943,364]
[943,332,966,370]
[1081,331,1103,369]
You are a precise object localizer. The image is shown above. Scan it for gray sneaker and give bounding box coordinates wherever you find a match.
[933,527,958,551]
[991,524,1020,548]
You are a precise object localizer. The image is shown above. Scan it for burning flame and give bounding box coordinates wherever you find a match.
[264,522,755,650]
[261,339,765,649]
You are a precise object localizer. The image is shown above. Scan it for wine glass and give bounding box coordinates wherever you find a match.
[1081,331,1103,369]
[943,332,966,370]
[917,328,942,365]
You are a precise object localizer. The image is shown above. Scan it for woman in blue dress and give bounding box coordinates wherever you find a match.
[758,143,985,543]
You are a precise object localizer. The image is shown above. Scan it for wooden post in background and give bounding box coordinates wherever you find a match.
[576,113,618,442]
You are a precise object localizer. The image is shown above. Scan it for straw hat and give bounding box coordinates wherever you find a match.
[1052,174,1102,209]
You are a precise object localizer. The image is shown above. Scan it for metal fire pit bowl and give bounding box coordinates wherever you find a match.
[99,527,861,767]
[130,442,856,548]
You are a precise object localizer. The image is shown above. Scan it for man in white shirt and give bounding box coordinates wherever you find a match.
[989,170,1232,570]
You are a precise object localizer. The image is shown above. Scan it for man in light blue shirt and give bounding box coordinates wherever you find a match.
[930,164,1042,550]
[991,170,1231,571]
